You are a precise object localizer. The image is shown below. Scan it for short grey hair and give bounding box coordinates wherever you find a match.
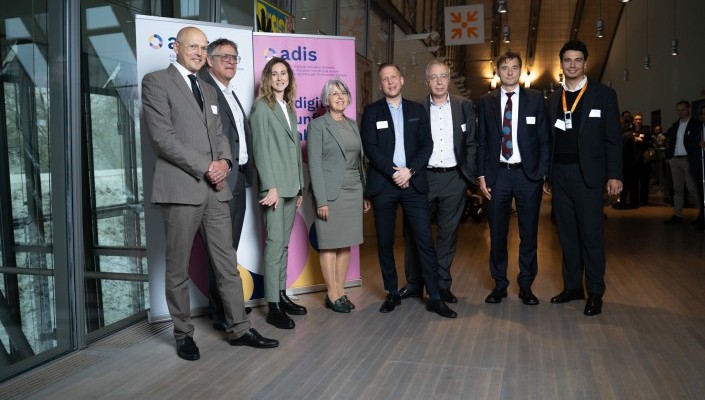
[207,38,238,57]
[321,79,352,107]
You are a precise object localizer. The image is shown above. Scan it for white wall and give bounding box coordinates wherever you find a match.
[602,0,705,127]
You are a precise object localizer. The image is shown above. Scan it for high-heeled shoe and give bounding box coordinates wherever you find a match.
[325,295,351,313]
[342,295,355,310]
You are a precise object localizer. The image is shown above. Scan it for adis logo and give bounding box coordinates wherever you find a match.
[148,33,177,50]
[263,46,317,62]
[148,34,163,49]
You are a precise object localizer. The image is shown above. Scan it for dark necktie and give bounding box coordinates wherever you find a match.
[187,74,203,110]
[501,92,514,160]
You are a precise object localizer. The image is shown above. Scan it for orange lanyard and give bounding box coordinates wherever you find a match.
[561,81,588,113]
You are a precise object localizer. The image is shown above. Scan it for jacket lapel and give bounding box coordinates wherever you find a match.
[324,113,347,160]
[169,64,205,123]
[579,80,597,136]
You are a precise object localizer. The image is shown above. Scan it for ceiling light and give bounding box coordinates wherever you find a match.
[643,55,651,69]
[502,25,511,43]
[623,69,629,81]
[620,0,630,3]
[671,38,679,55]
[596,18,605,38]
[498,0,508,14]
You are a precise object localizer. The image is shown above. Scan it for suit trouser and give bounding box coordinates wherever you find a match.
[208,173,247,315]
[262,196,297,302]
[404,169,466,291]
[669,157,701,218]
[161,189,251,341]
[551,163,606,296]
[485,167,543,290]
[371,183,441,299]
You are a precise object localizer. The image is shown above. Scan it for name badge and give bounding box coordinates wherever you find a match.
[564,111,573,129]
[376,120,389,129]
[210,105,218,114]
[589,109,601,118]
[526,116,536,125]
[554,119,566,131]
[461,123,467,132]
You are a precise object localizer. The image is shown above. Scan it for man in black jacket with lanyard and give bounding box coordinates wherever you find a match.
[544,40,622,316]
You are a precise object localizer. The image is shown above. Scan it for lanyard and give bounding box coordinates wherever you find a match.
[562,81,588,113]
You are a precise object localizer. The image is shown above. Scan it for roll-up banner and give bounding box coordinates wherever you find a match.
[136,16,359,323]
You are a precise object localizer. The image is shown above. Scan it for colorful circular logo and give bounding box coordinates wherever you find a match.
[148,34,163,49]
[263,47,277,60]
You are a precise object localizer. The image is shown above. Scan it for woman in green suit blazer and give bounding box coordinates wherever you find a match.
[307,79,370,313]
[251,57,306,330]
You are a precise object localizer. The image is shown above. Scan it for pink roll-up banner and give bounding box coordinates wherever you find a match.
[252,32,361,292]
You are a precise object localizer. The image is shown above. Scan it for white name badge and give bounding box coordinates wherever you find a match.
[554,119,566,131]
[526,116,536,125]
[210,105,218,114]
[376,120,389,129]
[589,109,601,118]
[461,123,467,132]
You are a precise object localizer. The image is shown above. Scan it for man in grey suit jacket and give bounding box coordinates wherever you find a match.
[141,27,277,361]
[199,38,255,331]
[402,59,478,304]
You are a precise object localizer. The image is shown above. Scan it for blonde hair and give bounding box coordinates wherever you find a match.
[257,57,296,109]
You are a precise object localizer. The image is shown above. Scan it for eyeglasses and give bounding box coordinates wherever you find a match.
[178,41,208,54]
[428,74,449,82]
[329,91,348,98]
[211,53,241,64]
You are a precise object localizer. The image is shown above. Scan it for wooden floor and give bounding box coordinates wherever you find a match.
[2,197,705,400]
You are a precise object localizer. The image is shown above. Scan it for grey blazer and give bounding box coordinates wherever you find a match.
[250,97,304,198]
[306,112,366,208]
[141,63,232,205]
[198,70,254,190]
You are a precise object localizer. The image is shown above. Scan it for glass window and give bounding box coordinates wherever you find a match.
[0,0,65,380]
[294,0,336,35]
[81,1,149,335]
[340,0,368,56]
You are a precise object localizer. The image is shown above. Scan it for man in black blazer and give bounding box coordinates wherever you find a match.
[361,62,456,318]
[402,59,478,304]
[477,51,550,306]
[545,40,623,316]
[663,100,703,228]
[200,38,255,331]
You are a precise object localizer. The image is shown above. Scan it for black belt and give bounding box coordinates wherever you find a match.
[499,161,522,170]
[427,166,457,173]
[673,155,687,159]
[238,164,246,172]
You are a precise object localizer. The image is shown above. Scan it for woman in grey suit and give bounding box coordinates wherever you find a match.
[251,57,306,329]
[307,79,370,313]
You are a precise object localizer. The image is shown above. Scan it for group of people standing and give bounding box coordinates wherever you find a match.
[141,26,623,362]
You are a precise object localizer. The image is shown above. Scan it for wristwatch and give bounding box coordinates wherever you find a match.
[409,168,416,177]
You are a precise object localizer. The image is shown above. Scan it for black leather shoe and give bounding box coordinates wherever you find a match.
[176,336,200,361]
[279,290,307,315]
[664,215,683,224]
[518,287,540,305]
[484,287,508,304]
[212,320,228,331]
[399,285,423,300]
[426,299,457,318]
[245,306,252,314]
[326,295,351,313]
[584,294,603,316]
[379,293,401,313]
[550,289,585,304]
[440,289,458,303]
[228,328,279,348]
[342,295,355,309]
[266,303,295,329]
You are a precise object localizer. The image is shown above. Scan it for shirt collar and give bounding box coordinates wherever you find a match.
[562,75,587,92]
[430,94,450,107]
[209,72,233,93]
[173,61,194,78]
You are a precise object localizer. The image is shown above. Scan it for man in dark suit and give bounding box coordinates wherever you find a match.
[199,38,255,331]
[663,100,703,228]
[544,40,623,316]
[477,51,550,306]
[141,27,277,361]
[360,62,456,318]
[402,59,477,304]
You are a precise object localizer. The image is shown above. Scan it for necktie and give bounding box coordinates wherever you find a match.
[187,74,203,110]
[501,92,514,160]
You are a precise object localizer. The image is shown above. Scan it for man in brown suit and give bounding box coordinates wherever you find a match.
[141,26,277,361]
